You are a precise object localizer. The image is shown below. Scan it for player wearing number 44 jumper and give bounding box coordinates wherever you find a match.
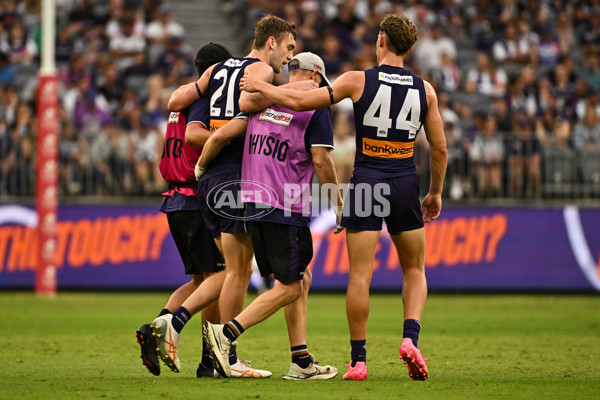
[135,43,231,377]
[240,12,448,381]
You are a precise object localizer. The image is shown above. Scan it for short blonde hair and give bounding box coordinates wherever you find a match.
[380,13,418,55]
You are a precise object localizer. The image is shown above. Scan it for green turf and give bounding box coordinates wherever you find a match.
[1,292,599,399]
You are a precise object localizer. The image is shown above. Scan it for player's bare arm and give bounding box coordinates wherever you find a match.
[196,119,248,170]
[238,62,275,113]
[184,122,212,147]
[311,147,343,208]
[421,80,448,223]
[168,65,215,111]
[240,71,364,111]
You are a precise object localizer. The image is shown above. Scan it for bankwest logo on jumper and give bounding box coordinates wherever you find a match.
[363,138,414,159]
[209,119,228,133]
[259,108,294,127]
[378,72,413,85]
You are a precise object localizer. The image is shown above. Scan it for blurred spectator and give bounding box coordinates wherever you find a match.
[469,114,504,197]
[109,16,146,71]
[55,23,78,65]
[572,106,600,154]
[0,18,37,64]
[465,52,508,97]
[73,88,112,142]
[550,62,574,117]
[58,119,85,195]
[492,21,531,66]
[444,120,469,200]
[329,0,363,53]
[155,35,195,87]
[0,82,18,126]
[505,67,537,117]
[98,64,125,113]
[405,2,437,33]
[105,4,145,40]
[536,24,560,69]
[59,52,93,89]
[0,118,15,195]
[555,11,577,56]
[536,110,572,149]
[414,22,457,74]
[129,108,162,193]
[318,32,347,76]
[492,96,513,134]
[579,7,600,47]
[145,3,184,66]
[0,52,16,86]
[508,117,540,197]
[516,17,539,62]
[578,50,600,91]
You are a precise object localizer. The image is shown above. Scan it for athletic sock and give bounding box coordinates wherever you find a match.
[201,334,212,368]
[158,308,170,317]
[223,319,244,365]
[350,339,367,367]
[229,347,238,365]
[223,319,244,342]
[403,319,421,347]
[171,306,191,333]
[291,345,311,369]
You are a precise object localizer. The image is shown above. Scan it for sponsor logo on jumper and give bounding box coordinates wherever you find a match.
[362,138,414,159]
[224,59,246,68]
[248,134,289,162]
[168,112,180,124]
[258,108,294,127]
[209,119,229,133]
[378,72,413,85]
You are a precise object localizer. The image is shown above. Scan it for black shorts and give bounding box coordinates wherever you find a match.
[197,172,247,237]
[340,174,424,235]
[247,221,313,283]
[166,210,225,274]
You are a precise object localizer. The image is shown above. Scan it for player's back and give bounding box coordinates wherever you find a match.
[159,109,199,184]
[202,57,261,178]
[352,65,429,179]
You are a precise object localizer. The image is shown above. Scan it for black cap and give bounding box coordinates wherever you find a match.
[195,42,232,76]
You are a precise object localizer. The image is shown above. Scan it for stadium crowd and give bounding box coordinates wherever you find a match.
[0,0,599,199]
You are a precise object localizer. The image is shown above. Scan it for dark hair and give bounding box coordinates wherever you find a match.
[252,14,296,50]
[194,42,233,76]
[380,13,418,55]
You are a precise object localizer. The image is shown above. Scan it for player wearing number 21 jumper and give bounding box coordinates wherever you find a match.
[240,12,448,381]
[153,15,306,378]
[135,43,230,377]
[199,52,341,380]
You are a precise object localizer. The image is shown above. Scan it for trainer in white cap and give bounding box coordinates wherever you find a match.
[288,52,332,87]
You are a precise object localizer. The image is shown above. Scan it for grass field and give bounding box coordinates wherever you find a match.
[1,292,599,399]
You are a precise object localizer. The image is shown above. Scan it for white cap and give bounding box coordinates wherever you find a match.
[288,52,331,87]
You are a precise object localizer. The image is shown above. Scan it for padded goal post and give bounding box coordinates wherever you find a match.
[35,0,58,296]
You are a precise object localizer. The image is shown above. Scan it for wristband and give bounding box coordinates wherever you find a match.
[327,86,334,105]
[195,81,202,97]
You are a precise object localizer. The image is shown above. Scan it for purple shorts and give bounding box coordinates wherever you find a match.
[166,210,225,274]
[340,174,424,235]
[197,172,246,237]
